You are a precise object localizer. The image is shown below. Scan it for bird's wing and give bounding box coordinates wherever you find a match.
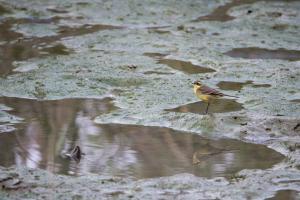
[200,85,224,96]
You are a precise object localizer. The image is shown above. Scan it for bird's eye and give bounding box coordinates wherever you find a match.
[193,81,201,85]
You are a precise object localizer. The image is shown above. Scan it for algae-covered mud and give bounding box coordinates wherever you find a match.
[0,0,300,199]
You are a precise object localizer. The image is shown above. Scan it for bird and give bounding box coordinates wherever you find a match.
[193,80,237,114]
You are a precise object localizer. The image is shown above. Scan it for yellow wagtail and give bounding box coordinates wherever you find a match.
[193,80,237,114]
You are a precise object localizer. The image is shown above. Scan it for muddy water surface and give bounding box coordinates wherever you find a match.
[158,59,216,74]
[217,80,271,91]
[266,190,300,200]
[192,0,259,22]
[217,81,253,91]
[0,17,121,76]
[0,97,284,179]
[224,47,300,61]
[144,52,216,74]
[166,99,244,114]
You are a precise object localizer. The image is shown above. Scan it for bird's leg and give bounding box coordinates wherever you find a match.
[205,102,210,114]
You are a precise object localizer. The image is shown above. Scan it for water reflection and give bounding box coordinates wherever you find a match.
[166,99,244,114]
[0,97,283,179]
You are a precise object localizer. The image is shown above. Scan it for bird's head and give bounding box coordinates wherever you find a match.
[193,81,202,88]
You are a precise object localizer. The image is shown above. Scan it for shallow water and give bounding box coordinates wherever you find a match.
[266,190,300,200]
[0,97,284,179]
[143,52,168,58]
[224,47,300,61]
[217,81,253,91]
[290,99,300,103]
[0,17,121,76]
[158,58,216,74]
[217,81,271,91]
[166,99,244,114]
[193,0,259,22]
[144,52,216,74]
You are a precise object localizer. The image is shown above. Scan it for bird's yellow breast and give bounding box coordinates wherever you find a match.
[198,94,213,102]
[193,85,215,102]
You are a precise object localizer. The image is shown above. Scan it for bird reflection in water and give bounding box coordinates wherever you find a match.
[192,141,238,165]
